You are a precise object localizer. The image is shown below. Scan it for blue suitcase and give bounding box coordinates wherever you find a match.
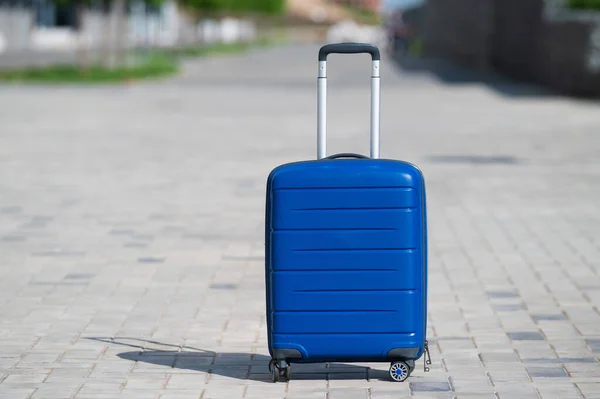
[265,43,430,383]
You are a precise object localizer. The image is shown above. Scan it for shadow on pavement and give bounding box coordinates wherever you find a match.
[390,53,557,98]
[425,154,524,165]
[85,337,392,382]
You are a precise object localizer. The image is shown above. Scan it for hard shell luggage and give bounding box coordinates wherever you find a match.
[265,43,430,383]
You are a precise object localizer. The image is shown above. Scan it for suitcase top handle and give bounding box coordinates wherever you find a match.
[317,43,381,161]
[324,153,370,160]
[318,43,381,62]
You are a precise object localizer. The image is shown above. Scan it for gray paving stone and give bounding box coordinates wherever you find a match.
[576,382,600,398]
[158,392,203,399]
[75,382,125,396]
[30,383,81,398]
[525,357,598,365]
[533,314,567,322]
[516,345,559,360]
[328,389,369,399]
[479,351,520,363]
[487,290,520,299]
[0,389,37,399]
[527,366,568,378]
[18,353,62,365]
[327,375,370,388]
[285,393,327,399]
[493,382,539,398]
[535,382,583,399]
[1,372,48,384]
[586,340,600,353]
[1,43,600,398]
[370,394,411,399]
[410,394,454,399]
[124,375,169,390]
[449,375,493,392]
[487,367,531,383]
[410,381,452,392]
[507,331,546,341]
[200,384,245,399]
[244,384,286,398]
[165,375,207,389]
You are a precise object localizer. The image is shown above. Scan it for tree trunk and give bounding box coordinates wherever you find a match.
[101,0,112,68]
[107,0,127,68]
[74,1,89,72]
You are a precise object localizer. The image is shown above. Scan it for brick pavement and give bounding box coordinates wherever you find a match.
[0,44,600,398]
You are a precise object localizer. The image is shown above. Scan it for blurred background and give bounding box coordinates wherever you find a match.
[1,2,600,398]
[1,0,599,95]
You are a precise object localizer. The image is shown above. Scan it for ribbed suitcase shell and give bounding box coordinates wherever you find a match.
[265,158,428,364]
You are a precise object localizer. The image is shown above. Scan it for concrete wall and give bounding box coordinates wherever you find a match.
[489,0,544,79]
[418,0,600,96]
[421,0,494,70]
[534,20,596,95]
[0,8,33,52]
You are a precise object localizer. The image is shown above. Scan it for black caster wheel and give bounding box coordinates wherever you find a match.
[278,366,290,381]
[269,359,290,382]
[389,361,410,382]
[269,359,278,382]
[271,369,278,383]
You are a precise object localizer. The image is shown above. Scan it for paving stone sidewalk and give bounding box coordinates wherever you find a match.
[1,44,600,399]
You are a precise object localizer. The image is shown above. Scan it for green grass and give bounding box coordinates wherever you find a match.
[0,38,279,84]
[0,52,178,84]
[567,0,600,10]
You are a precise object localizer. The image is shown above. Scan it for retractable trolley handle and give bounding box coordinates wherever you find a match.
[317,43,381,160]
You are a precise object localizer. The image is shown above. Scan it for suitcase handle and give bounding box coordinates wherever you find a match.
[318,43,381,62]
[324,153,369,160]
[317,42,381,160]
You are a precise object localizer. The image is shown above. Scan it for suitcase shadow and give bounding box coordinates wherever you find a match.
[86,337,392,382]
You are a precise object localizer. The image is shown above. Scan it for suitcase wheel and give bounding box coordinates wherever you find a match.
[269,359,291,382]
[389,361,411,382]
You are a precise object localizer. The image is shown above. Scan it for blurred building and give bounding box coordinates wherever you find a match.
[0,0,109,32]
[287,0,356,24]
[0,0,170,53]
[414,0,600,96]
[331,0,382,13]
[382,0,424,12]
[0,0,260,58]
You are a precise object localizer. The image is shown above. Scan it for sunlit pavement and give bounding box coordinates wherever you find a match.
[1,43,600,398]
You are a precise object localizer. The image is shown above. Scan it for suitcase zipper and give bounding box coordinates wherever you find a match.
[424,340,432,372]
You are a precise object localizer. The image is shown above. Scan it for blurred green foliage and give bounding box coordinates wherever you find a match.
[342,3,381,25]
[53,0,285,13]
[567,0,600,10]
[0,52,177,83]
[54,0,164,7]
[0,39,280,84]
[408,38,423,56]
[180,0,285,15]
